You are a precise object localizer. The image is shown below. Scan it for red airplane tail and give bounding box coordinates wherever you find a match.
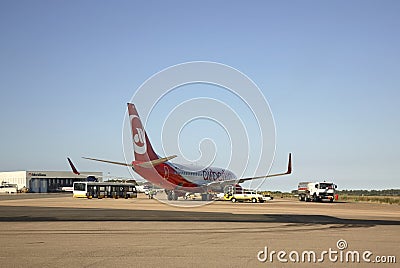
[127,103,159,162]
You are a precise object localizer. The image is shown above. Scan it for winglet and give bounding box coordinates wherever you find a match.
[287,153,292,174]
[67,157,80,175]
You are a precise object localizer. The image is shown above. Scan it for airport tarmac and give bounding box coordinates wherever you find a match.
[0,194,399,267]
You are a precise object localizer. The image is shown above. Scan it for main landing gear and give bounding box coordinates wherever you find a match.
[165,190,213,201]
[166,190,178,201]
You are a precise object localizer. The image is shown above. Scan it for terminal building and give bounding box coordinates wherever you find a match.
[0,171,103,193]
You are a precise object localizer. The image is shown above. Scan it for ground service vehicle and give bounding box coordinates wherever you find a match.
[298,181,337,202]
[0,184,17,194]
[224,190,265,203]
[73,181,137,199]
[262,193,274,201]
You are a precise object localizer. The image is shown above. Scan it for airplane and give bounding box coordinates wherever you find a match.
[82,103,292,201]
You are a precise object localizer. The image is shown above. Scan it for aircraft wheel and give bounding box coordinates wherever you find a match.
[167,192,173,201]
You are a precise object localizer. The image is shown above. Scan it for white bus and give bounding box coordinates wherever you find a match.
[73,181,137,199]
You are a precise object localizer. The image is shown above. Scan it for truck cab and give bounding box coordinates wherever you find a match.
[308,182,336,202]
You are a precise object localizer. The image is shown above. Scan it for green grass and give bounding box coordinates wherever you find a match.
[338,195,400,205]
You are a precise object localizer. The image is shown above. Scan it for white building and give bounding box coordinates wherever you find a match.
[0,171,103,193]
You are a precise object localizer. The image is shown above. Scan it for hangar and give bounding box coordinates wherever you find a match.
[0,170,103,193]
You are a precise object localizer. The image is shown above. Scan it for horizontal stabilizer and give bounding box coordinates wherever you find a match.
[135,155,177,168]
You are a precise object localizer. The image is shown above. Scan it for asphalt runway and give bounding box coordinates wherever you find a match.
[0,194,398,267]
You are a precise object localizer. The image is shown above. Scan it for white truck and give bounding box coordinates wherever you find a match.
[298,181,337,202]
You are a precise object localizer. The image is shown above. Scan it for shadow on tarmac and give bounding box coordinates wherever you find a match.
[0,206,399,227]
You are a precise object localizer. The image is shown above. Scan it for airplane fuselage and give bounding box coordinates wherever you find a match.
[132,161,237,192]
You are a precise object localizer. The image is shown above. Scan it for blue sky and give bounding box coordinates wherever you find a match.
[0,0,399,191]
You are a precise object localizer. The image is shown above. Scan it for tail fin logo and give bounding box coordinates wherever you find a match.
[134,128,145,144]
[130,115,147,154]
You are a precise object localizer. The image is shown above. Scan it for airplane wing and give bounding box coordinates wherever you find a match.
[82,157,134,167]
[67,157,124,179]
[206,153,292,187]
[237,153,292,183]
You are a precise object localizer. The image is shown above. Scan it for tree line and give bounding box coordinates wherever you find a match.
[336,189,400,196]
